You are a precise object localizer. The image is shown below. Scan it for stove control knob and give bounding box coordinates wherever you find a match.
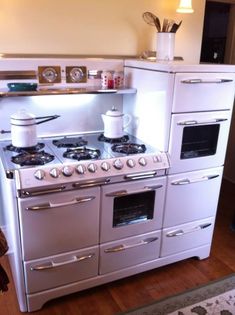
[101,161,110,172]
[62,166,74,177]
[76,164,86,174]
[34,169,45,180]
[50,168,60,178]
[138,157,147,166]
[87,163,97,173]
[113,159,123,170]
[127,159,136,168]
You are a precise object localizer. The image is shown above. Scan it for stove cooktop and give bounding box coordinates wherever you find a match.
[0,133,170,190]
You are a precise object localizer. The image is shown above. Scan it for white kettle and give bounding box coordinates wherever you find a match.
[10,109,59,148]
[101,107,132,139]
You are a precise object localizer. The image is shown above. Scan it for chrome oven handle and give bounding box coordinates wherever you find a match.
[181,78,233,84]
[104,237,158,253]
[30,253,95,271]
[105,184,163,197]
[177,118,228,126]
[171,174,220,186]
[166,223,212,237]
[21,185,66,197]
[72,178,110,188]
[26,196,95,210]
[124,171,157,181]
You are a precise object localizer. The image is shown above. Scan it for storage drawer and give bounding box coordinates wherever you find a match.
[161,217,215,257]
[99,231,161,274]
[24,246,99,294]
[172,72,235,113]
[163,167,223,227]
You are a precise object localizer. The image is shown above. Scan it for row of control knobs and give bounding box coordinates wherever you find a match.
[34,157,154,180]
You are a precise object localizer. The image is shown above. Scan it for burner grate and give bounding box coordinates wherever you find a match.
[98,133,129,144]
[63,147,101,161]
[5,143,45,153]
[111,143,146,155]
[11,151,54,166]
[53,137,88,148]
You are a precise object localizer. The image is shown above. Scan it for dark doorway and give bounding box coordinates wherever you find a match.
[200,1,230,63]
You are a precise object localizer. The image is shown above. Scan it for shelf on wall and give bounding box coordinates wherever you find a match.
[0,87,137,97]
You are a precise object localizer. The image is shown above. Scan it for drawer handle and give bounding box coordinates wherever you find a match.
[166,223,212,237]
[171,174,220,186]
[26,196,95,210]
[104,237,158,253]
[177,118,227,126]
[105,185,162,197]
[181,78,233,84]
[30,253,95,271]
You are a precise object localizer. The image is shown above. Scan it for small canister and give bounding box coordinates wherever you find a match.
[114,71,124,89]
[101,71,114,89]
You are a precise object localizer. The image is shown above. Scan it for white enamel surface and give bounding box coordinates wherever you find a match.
[172,73,235,113]
[163,167,223,228]
[161,217,215,257]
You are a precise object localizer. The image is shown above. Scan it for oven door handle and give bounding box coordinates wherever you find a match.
[166,223,212,237]
[25,196,95,210]
[30,253,95,271]
[177,118,228,126]
[105,184,163,197]
[171,174,220,186]
[104,237,158,253]
[181,78,233,84]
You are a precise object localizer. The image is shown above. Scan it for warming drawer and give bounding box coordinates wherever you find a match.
[163,167,223,227]
[24,246,99,294]
[99,231,161,274]
[172,72,235,113]
[161,217,215,257]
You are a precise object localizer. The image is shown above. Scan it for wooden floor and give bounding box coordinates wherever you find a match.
[1,179,235,314]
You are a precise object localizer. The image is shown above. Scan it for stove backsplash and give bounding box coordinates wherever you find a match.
[0,94,123,141]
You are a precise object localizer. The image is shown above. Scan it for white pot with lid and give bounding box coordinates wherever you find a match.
[10,109,60,148]
[101,107,132,139]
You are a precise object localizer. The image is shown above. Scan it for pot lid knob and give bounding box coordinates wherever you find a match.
[106,106,123,117]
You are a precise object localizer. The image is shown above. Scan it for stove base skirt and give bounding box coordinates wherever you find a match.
[24,244,211,312]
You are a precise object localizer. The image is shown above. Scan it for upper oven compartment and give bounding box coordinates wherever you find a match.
[172,72,235,113]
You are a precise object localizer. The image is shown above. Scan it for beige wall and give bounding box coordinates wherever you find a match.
[0,0,206,63]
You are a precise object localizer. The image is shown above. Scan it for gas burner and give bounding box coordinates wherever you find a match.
[53,137,88,148]
[5,143,45,153]
[63,147,101,161]
[111,143,146,155]
[11,151,54,166]
[98,133,129,144]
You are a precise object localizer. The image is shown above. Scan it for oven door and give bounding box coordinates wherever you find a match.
[18,187,100,261]
[168,110,231,174]
[100,176,166,243]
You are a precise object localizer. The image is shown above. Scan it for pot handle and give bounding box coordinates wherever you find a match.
[35,115,60,125]
[123,114,132,129]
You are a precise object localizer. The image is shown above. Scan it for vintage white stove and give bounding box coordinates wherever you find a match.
[1,56,235,312]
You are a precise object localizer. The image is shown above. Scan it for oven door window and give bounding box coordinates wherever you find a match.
[181,124,220,159]
[113,191,155,227]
